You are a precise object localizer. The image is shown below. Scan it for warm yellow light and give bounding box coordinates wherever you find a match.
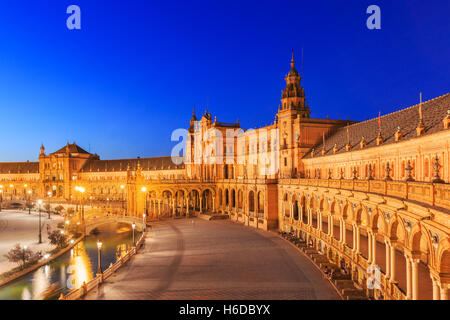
[10,184,13,188]
[47,191,52,196]
[28,190,32,194]
[24,184,28,188]
[38,199,43,205]
[97,241,102,249]
[132,223,136,229]
[141,186,147,192]
[120,185,125,189]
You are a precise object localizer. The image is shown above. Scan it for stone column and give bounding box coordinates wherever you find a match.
[405,256,412,299]
[200,197,203,213]
[372,232,377,265]
[342,220,346,244]
[440,285,448,300]
[158,199,162,219]
[368,231,372,263]
[431,278,440,300]
[385,240,391,279]
[185,197,189,217]
[212,196,215,213]
[390,244,397,282]
[328,215,331,235]
[355,226,360,254]
[411,258,419,300]
[172,199,176,217]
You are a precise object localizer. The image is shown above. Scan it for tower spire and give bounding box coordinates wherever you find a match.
[291,48,295,69]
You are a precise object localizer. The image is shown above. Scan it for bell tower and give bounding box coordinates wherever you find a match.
[279,50,310,118]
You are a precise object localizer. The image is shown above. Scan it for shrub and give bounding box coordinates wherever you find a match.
[4,244,34,268]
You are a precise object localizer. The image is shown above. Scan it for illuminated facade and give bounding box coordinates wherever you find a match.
[0,55,449,300]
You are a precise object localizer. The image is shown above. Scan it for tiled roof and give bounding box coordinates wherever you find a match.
[306,93,450,158]
[0,161,39,174]
[79,156,184,172]
[52,143,90,155]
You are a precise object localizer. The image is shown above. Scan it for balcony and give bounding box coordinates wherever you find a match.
[280,178,450,210]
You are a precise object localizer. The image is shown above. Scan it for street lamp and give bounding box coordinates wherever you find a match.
[143,213,146,231]
[97,241,103,274]
[47,191,52,219]
[10,184,14,200]
[37,199,43,244]
[27,190,32,214]
[132,223,136,247]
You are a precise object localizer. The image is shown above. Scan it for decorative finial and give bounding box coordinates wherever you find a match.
[367,164,374,180]
[405,160,415,182]
[432,155,444,183]
[360,136,366,149]
[443,110,450,129]
[417,92,425,136]
[395,126,403,141]
[385,163,392,181]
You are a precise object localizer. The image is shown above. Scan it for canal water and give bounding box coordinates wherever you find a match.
[0,222,142,300]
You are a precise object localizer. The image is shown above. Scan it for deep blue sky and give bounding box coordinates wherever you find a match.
[0,0,448,162]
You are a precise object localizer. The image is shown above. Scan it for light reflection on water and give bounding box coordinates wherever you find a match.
[0,223,140,300]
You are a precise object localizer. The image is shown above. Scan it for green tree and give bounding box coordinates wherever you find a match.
[44,203,51,212]
[48,230,68,249]
[4,244,34,268]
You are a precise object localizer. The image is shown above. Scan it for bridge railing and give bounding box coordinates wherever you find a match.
[60,231,146,300]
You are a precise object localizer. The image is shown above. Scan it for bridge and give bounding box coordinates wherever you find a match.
[83,215,146,234]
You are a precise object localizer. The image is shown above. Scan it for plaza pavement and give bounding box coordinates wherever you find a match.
[85,218,340,300]
[0,210,63,274]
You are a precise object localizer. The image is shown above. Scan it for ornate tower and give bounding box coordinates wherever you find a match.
[280,50,310,118]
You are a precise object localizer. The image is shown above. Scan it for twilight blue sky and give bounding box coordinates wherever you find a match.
[0,0,448,162]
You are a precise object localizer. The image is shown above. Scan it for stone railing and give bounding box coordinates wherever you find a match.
[60,231,146,300]
[281,179,450,209]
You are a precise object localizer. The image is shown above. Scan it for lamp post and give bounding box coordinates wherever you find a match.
[143,213,146,231]
[38,199,43,244]
[97,241,103,274]
[27,190,32,214]
[47,191,52,219]
[132,223,136,247]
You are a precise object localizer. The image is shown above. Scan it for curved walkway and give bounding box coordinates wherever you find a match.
[85,219,339,300]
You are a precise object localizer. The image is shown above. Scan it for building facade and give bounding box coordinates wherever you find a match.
[0,55,449,300]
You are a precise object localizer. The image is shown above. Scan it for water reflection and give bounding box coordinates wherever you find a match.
[0,222,141,300]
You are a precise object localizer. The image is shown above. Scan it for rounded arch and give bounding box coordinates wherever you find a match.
[292,194,299,220]
[409,224,435,267]
[257,191,264,215]
[387,215,408,247]
[436,238,450,274]
[369,209,388,235]
[248,190,255,213]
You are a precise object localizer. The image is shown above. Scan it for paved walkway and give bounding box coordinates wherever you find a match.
[0,210,63,273]
[86,219,339,300]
